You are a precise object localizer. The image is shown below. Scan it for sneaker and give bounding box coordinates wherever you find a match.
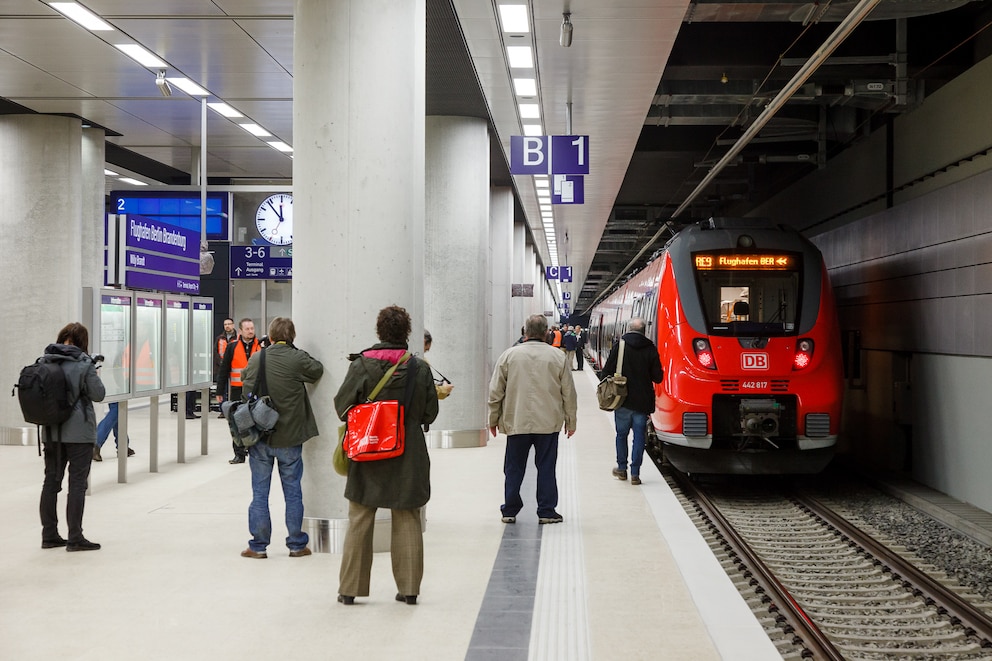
[612,468,628,481]
[289,547,312,557]
[66,539,101,552]
[631,475,642,486]
[241,548,267,559]
[538,513,564,524]
[92,446,102,462]
[501,516,516,524]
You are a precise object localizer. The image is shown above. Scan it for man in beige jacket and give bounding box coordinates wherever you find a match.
[488,314,577,524]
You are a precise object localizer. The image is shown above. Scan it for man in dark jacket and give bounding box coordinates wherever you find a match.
[238,316,323,559]
[599,318,663,485]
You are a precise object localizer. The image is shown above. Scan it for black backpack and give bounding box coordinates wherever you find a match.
[12,358,76,452]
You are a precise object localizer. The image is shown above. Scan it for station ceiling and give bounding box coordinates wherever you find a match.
[1,0,990,314]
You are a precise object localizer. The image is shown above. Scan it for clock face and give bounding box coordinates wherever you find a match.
[255,193,293,245]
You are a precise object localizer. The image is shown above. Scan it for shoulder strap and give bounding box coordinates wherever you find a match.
[615,340,626,377]
[255,349,269,397]
[366,352,411,402]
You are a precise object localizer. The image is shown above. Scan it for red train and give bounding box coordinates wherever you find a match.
[588,218,843,474]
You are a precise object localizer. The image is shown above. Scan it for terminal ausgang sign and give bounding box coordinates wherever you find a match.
[229,245,292,279]
[694,253,797,271]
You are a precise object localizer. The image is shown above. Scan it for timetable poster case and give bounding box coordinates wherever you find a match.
[94,289,133,402]
[190,298,214,388]
[133,294,165,397]
[165,297,191,391]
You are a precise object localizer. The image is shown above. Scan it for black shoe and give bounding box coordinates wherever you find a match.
[66,539,101,552]
[538,513,564,524]
[229,456,246,464]
[337,594,355,605]
[395,593,417,605]
[92,446,102,462]
[42,538,67,549]
[126,447,135,457]
[217,412,226,419]
[185,413,201,419]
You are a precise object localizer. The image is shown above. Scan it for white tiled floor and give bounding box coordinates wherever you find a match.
[1,374,776,661]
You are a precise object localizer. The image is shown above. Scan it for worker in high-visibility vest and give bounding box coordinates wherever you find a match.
[213,318,237,419]
[217,318,261,464]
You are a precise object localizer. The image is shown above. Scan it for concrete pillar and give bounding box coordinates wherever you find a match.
[424,116,489,448]
[489,187,514,365]
[294,0,425,552]
[82,128,106,291]
[524,242,538,317]
[0,115,83,442]
[510,222,527,335]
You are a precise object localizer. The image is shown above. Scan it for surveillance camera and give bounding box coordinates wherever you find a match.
[156,70,172,97]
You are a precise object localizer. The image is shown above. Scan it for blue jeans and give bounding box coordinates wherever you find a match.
[615,407,647,477]
[96,402,129,449]
[247,442,308,553]
[502,432,559,518]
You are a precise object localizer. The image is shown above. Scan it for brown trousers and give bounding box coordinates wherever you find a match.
[338,501,424,597]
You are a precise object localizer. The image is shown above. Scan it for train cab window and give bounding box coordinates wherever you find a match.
[693,252,801,336]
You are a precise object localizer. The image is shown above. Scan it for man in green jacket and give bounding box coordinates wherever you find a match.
[238,317,324,559]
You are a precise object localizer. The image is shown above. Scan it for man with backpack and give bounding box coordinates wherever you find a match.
[34,322,106,551]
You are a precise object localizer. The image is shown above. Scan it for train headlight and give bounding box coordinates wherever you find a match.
[793,338,814,370]
[693,338,717,370]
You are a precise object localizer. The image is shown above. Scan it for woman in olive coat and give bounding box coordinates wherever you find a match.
[333,305,439,605]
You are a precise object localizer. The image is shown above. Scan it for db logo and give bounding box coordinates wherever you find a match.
[741,353,769,370]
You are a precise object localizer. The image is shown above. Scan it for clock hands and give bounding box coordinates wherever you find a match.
[266,199,284,223]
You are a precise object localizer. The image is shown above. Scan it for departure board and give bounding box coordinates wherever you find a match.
[693,253,797,271]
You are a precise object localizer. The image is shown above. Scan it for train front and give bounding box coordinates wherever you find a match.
[653,219,843,475]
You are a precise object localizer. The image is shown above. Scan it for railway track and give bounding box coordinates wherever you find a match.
[667,470,992,659]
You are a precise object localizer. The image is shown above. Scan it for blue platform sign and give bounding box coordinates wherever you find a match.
[510,135,589,176]
[545,266,573,282]
[123,215,200,294]
[230,245,293,279]
[562,291,571,300]
[552,174,584,205]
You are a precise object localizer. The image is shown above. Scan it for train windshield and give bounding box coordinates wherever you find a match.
[692,252,802,336]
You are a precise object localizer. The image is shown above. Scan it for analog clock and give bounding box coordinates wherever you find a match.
[255,193,293,245]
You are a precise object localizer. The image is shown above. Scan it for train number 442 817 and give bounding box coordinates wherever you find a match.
[741,381,769,389]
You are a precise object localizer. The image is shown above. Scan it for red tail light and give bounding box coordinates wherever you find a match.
[693,338,717,370]
[793,338,814,370]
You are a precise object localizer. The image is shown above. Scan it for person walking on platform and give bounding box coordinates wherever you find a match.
[238,317,323,560]
[93,402,133,461]
[333,306,439,606]
[574,325,586,371]
[38,322,106,551]
[488,314,577,524]
[214,317,237,418]
[599,318,663,486]
[217,318,261,464]
[562,325,578,369]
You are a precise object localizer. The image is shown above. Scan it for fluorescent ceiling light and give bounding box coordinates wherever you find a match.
[115,44,167,68]
[207,102,243,118]
[118,178,148,186]
[266,141,293,152]
[49,3,113,31]
[519,103,540,119]
[506,46,533,68]
[166,77,209,96]
[523,124,543,136]
[513,78,537,96]
[239,123,272,137]
[498,5,529,33]
[104,169,119,176]
[535,179,549,188]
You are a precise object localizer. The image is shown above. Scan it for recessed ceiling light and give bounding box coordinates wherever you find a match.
[166,77,209,96]
[513,78,537,96]
[506,46,533,68]
[118,177,148,186]
[266,141,293,152]
[519,103,540,119]
[104,169,119,176]
[498,5,529,33]
[49,3,113,31]
[239,123,272,137]
[114,44,167,68]
[523,124,543,136]
[535,179,549,188]
[207,102,243,118]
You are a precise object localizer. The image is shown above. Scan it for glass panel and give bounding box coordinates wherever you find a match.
[98,293,131,398]
[165,298,190,388]
[134,297,163,393]
[191,301,213,386]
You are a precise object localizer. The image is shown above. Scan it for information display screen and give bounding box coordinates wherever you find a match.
[134,296,163,394]
[111,191,228,240]
[98,292,131,398]
[165,298,190,389]
[191,300,214,387]
[693,253,798,271]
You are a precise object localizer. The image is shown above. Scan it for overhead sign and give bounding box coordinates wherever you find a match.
[545,266,573,282]
[562,291,571,300]
[510,135,590,176]
[229,245,293,279]
[552,174,584,204]
[116,214,200,294]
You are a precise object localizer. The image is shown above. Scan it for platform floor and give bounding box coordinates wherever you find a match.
[1,371,780,661]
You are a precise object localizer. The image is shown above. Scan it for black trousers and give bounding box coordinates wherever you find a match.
[40,441,93,544]
[576,347,584,370]
[228,385,247,458]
